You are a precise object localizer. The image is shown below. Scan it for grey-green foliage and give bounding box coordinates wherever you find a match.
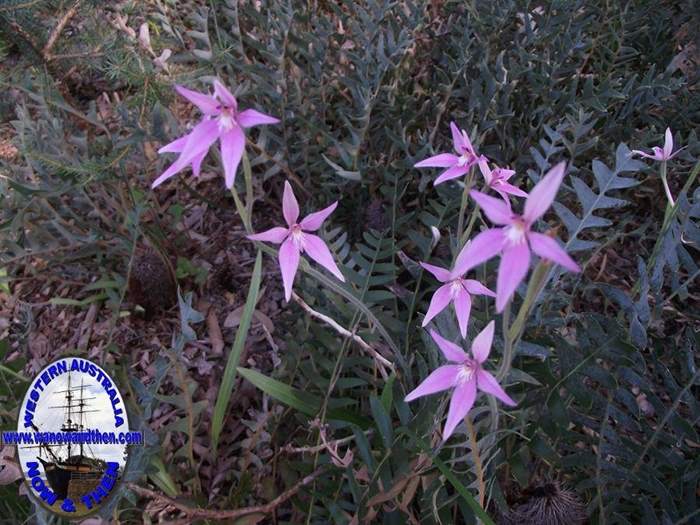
[1,0,699,523]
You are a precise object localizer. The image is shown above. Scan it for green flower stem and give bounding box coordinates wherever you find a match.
[659,160,675,207]
[497,260,550,382]
[242,149,255,226]
[230,150,255,234]
[456,166,476,248]
[645,160,700,285]
[496,299,513,382]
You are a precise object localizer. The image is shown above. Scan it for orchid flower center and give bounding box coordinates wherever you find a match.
[217,106,238,132]
[449,278,465,298]
[457,152,472,167]
[456,360,477,385]
[290,224,305,249]
[505,218,527,246]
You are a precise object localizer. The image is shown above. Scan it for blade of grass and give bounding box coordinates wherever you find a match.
[210,250,262,453]
[237,367,371,428]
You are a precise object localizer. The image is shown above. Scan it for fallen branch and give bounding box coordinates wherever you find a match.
[127,467,324,521]
[42,0,81,60]
[291,292,394,379]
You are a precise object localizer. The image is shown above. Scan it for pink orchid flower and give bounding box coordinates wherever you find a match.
[632,128,682,161]
[455,161,580,312]
[405,322,516,441]
[420,261,495,338]
[478,159,528,200]
[414,122,486,185]
[247,181,345,301]
[153,80,279,189]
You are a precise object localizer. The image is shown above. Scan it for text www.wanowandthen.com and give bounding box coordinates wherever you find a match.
[1,430,143,446]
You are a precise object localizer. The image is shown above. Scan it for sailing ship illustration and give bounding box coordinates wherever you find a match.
[24,371,111,500]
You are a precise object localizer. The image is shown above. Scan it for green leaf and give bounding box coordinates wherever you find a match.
[237,367,372,428]
[211,250,263,453]
[370,395,393,449]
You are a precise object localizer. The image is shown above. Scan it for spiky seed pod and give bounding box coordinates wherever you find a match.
[499,481,587,525]
[127,247,177,318]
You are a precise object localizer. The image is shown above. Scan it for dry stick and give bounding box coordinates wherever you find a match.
[465,415,485,508]
[127,467,324,521]
[42,0,82,60]
[291,292,393,379]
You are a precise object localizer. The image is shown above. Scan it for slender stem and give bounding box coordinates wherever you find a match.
[659,161,675,206]
[497,300,513,381]
[243,150,255,224]
[456,167,475,247]
[465,415,485,508]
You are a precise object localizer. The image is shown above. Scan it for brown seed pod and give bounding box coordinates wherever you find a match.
[127,246,177,318]
[499,480,587,525]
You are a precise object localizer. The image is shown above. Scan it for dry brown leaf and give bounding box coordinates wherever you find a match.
[206,308,225,355]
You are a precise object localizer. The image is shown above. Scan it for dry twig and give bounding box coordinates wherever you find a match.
[127,467,324,520]
[291,292,394,379]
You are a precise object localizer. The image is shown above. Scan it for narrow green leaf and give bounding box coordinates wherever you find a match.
[370,396,393,449]
[411,432,495,524]
[380,373,395,413]
[211,250,262,453]
[237,367,372,428]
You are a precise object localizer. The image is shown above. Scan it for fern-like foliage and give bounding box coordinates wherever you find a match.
[554,143,645,254]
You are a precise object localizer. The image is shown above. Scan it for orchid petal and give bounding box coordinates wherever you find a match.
[496,168,516,181]
[414,153,459,168]
[528,232,580,272]
[158,136,188,154]
[453,289,472,339]
[238,108,280,128]
[434,165,469,185]
[663,128,673,159]
[477,369,516,406]
[152,120,220,187]
[495,181,528,198]
[420,262,451,283]
[220,127,245,189]
[300,202,338,231]
[463,279,496,297]
[404,365,460,402]
[478,159,493,184]
[443,380,477,441]
[470,190,512,225]
[247,227,289,244]
[282,181,300,226]
[213,80,237,109]
[279,238,300,302]
[421,284,452,328]
[453,228,505,275]
[523,161,566,225]
[303,234,345,281]
[191,150,207,177]
[496,242,530,312]
[471,320,495,363]
[631,149,657,159]
[174,85,219,115]
[450,122,466,153]
[429,329,468,363]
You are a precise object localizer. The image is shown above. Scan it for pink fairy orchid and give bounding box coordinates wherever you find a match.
[420,261,495,338]
[414,122,486,185]
[247,181,345,301]
[478,159,528,200]
[405,322,516,441]
[153,80,279,189]
[455,161,580,312]
[632,128,682,161]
